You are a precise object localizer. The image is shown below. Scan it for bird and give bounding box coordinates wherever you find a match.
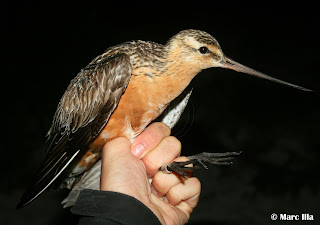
[17,29,312,209]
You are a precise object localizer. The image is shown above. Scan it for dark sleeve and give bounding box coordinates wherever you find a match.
[71,189,162,225]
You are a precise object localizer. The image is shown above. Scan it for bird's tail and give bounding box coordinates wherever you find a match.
[16,139,80,209]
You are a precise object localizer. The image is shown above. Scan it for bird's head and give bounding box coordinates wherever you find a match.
[166,29,311,92]
[166,29,224,69]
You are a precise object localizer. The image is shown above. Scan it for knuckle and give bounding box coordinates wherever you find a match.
[152,122,171,136]
[143,155,159,173]
[191,177,201,187]
[144,130,160,149]
[139,123,171,150]
[166,187,182,204]
[189,178,201,192]
[164,136,182,153]
[152,174,169,195]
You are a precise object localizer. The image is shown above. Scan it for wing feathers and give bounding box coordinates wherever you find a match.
[17,53,132,208]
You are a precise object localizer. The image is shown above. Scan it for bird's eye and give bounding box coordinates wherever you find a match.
[199,46,209,54]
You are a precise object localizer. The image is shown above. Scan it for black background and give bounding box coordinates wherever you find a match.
[2,1,320,225]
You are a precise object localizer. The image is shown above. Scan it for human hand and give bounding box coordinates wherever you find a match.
[100,122,201,225]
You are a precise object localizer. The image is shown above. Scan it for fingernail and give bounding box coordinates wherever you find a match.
[131,144,145,157]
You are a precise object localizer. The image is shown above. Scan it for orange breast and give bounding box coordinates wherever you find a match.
[73,58,199,176]
[73,74,169,174]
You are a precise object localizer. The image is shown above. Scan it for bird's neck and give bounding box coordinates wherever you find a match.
[160,47,202,101]
[131,44,202,99]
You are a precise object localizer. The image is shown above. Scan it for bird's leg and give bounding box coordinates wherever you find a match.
[160,152,241,176]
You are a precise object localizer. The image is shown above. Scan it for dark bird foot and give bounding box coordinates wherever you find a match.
[161,152,241,176]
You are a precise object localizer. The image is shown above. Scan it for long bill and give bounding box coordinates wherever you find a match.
[220,57,312,92]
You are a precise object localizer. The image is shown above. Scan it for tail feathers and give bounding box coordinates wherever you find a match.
[16,149,80,209]
[62,160,101,208]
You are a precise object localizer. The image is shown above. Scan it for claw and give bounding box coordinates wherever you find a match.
[187,152,241,169]
[159,152,241,176]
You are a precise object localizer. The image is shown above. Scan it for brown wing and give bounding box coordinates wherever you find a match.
[17,53,132,209]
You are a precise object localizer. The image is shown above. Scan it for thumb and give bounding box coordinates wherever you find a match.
[100,137,151,203]
[102,137,132,164]
[100,137,135,190]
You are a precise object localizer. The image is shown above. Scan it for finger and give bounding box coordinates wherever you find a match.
[101,137,155,205]
[131,122,171,158]
[102,137,132,166]
[143,136,181,177]
[175,195,200,220]
[166,177,201,209]
[151,156,189,196]
[101,137,134,190]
